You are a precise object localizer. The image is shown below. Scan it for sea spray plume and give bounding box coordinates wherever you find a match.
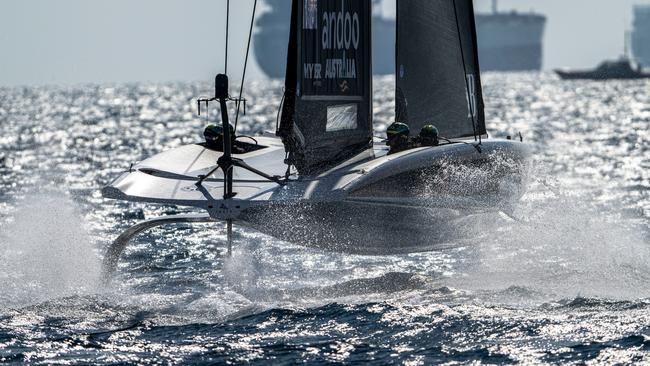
[222,236,264,293]
[445,162,650,303]
[405,151,533,248]
[415,150,531,201]
[235,150,532,255]
[0,192,101,307]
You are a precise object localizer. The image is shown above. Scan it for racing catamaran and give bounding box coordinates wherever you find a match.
[102,0,530,277]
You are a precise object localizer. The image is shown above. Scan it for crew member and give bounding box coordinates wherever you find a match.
[386,122,413,154]
[204,123,245,153]
[418,124,439,147]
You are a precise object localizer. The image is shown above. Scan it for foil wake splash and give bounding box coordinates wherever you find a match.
[0,192,101,308]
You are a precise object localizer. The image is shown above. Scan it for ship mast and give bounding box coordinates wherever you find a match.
[492,0,498,14]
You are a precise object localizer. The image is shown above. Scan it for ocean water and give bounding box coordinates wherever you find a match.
[1,73,650,364]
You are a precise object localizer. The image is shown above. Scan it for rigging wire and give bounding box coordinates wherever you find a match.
[275,89,286,133]
[234,0,258,132]
[452,0,480,143]
[439,136,482,153]
[225,0,230,74]
[235,135,259,145]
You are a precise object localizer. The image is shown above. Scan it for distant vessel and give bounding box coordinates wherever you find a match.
[555,33,650,80]
[632,5,650,67]
[253,0,546,78]
[555,58,650,80]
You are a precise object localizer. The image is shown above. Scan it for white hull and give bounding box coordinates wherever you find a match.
[103,136,530,254]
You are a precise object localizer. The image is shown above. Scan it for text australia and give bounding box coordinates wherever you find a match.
[304,0,359,81]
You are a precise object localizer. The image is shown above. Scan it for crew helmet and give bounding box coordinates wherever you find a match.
[419,125,439,139]
[386,122,410,139]
[204,123,235,143]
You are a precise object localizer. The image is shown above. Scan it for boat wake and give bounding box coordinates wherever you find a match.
[1,168,648,313]
[1,172,649,364]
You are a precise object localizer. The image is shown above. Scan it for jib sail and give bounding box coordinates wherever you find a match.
[396,0,486,139]
[278,0,373,174]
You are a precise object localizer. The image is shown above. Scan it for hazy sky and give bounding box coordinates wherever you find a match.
[1,0,650,86]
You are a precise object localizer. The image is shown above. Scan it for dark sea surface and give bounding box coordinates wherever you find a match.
[1,73,650,364]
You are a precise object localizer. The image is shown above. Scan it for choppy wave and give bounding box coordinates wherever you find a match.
[0,73,649,364]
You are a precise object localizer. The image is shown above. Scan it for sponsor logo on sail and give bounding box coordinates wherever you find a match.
[466,74,477,119]
[302,0,366,96]
[303,0,318,30]
[321,0,360,51]
[304,0,360,81]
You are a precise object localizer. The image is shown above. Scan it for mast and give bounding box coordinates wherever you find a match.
[492,0,498,14]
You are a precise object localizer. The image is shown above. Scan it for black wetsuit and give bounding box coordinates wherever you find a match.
[387,137,416,155]
[416,137,439,147]
[206,137,246,154]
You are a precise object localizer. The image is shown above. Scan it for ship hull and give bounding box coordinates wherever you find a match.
[555,70,650,80]
[477,44,542,71]
[254,28,289,79]
[475,13,546,71]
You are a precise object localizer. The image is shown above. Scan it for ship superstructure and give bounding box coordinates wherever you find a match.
[253,0,546,78]
[632,5,650,67]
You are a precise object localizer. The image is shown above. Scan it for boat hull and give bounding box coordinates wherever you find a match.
[239,199,507,255]
[103,137,530,254]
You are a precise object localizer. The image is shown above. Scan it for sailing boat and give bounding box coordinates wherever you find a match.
[102,0,530,276]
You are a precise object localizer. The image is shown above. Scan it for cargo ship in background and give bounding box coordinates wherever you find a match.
[476,0,546,71]
[632,5,650,67]
[253,0,546,78]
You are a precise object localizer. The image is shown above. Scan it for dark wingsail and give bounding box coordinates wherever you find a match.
[396,0,486,139]
[278,0,373,174]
